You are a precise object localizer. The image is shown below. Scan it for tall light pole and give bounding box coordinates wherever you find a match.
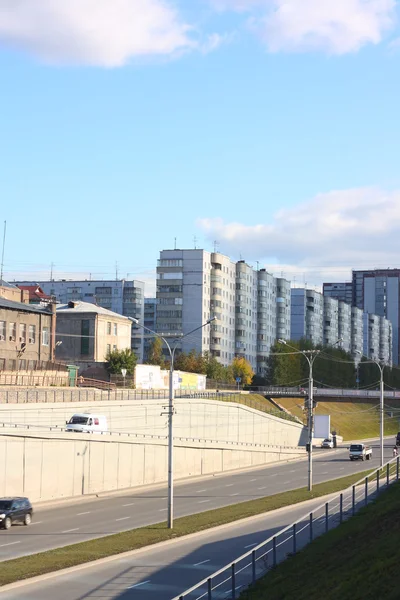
[356,351,385,467]
[278,340,320,491]
[129,316,216,528]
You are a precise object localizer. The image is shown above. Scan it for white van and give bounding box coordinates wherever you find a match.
[65,413,108,434]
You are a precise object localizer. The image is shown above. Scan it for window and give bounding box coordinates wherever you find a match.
[106,344,111,354]
[113,323,117,336]
[81,319,90,355]
[19,323,26,343]
[113,344,117,351]
[9,322,16,342]
[28,324,36,344]
[107,322,111,335]
[42,327,49,346]
[0,321,5,341]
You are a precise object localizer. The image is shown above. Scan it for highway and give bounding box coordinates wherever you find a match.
[0,486,370,600]
[0,439,390,562]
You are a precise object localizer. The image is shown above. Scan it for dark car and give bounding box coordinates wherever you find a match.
[0,497,33,530]
[396,432,400,447]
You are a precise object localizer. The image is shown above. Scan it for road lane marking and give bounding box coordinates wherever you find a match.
[194,559,210,566]
[320,472,329,475]
[77,511,91,516]
[62,528,79,533]
[225,484,234,487]
[230,493,239,496]
[269,474,278,477]
[159,508,168,512]
[199,500,210,504]
[258,486,267,490]
[123,503,135,507]
[249,479,258,482]
[283,481,291,484]
[30,521,43,526]
[128,580,150,589]
[116,517,130,521]
[245,543,257,549]
[289,470,296,473]
[0,541,21,548]
[196,489,207,493]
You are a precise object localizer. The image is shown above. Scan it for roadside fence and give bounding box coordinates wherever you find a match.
[173,456,400,600]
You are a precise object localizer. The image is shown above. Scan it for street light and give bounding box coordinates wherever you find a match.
[277,338,343,491]
[355,350,385,467]
[129,316,216,528]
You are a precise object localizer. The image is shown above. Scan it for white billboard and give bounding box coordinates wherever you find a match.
[314,414,331,439]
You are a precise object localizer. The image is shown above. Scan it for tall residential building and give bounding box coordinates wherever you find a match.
[323,296,339,346]
[156,249,290,373]
[351,306,364,357]
[355,269,400,365]
[291,288,324,345]
[15,279,145,361]
[338,301,352,353]
[380,318,393,366]
[323,282,353,304]
[363,313,381,361]
[143,298,157,361]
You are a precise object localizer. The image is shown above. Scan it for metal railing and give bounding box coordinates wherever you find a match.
[173,456,400,600]
[0,420,303,452]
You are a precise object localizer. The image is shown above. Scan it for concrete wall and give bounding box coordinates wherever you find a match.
[0,398,307,448]
[0,432,304,502]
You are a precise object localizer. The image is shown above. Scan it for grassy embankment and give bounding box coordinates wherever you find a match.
[240,480,400,600]
[269,396,400,440]
[0,470,374,587]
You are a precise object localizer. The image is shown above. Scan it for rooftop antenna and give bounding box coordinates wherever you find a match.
[0,220,6,283]
[213,240,219,253]
[174,237,177,250]
[193,235,197,249]
[50,262,54,281]
[256,261,259,271]
[115,261,119,280]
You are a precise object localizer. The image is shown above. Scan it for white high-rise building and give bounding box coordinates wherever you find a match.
[338,301,352,353]
[156,249,290,372]
[291,288,324,345]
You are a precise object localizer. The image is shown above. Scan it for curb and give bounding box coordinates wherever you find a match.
[0,491,339,594]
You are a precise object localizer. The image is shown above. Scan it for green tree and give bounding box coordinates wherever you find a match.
[105,348,137,375]
[146,337,166,368]
[231,356,254,386]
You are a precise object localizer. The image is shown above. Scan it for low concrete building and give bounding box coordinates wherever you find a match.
[55,301,132,367]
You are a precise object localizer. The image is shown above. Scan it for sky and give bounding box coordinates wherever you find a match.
[1,0,400,296]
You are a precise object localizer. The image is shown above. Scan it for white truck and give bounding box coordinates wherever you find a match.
[349,443,372,461]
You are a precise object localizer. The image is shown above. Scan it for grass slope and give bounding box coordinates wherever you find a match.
[0,471,373,587]
[240,480,400,600]
[272,397,400,440]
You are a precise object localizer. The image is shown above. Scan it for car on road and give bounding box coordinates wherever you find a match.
[396,432,400,447]
[349,444,372,461]
[321,438,334,449]
[0,497,33,530]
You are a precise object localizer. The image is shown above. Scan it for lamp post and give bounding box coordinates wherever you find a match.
[129,316,216,528]
[277,338,342,491]
[356,351,385,467]
[278,340,319,491]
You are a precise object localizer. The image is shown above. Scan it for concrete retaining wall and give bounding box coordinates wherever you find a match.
[0,398,307,447]
[0,433,304,502]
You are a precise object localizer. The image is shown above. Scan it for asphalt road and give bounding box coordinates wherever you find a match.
[0,439,390,563]
[1,481,377,600]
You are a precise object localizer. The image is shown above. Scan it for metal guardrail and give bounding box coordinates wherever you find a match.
[261,386,400,398]
[0,421,302,452]
[173,456,400,600]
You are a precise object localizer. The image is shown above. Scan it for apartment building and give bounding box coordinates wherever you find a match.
[291,288,324,345]
[351,306,364,357]
[363,313,381,361]
[323,282,353,304]
[380,318,393,366]
[15,279,145,361]
[156,249,290,373]
[338,301,352,353]
[323,296,339,347]
[143,298,157,361]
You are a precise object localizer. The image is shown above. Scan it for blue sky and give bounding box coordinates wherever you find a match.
[1,0,400,294]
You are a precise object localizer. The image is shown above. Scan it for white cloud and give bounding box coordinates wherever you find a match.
[210,0,397,54]
[198,187,400,285]
[0,0,194,66]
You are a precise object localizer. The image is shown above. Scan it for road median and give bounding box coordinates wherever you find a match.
[0,470,375,589]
